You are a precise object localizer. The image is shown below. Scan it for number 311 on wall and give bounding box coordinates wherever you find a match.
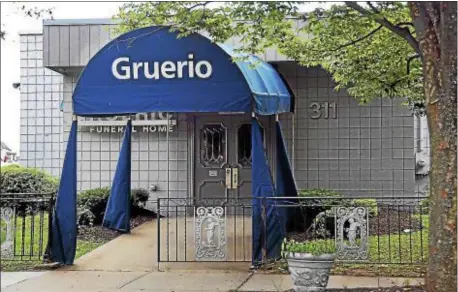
[309,102,337,119]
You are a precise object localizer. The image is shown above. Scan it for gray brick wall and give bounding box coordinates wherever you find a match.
[276,63,416,197]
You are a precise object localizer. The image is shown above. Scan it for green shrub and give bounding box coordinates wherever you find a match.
[282,238,336,256]
[298,188,343,206]
[77,187,111,224]
[131,188,149,208]
[77,187,150,226]
[77,206,95,227]
[0,165,58,194]
[298,188,342,197]
[352,199,378,217]
[298,189,378,216]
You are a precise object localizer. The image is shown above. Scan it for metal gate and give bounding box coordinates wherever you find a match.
[157,198,253,262]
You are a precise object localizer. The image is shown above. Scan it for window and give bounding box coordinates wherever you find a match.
[237,123,263,167]
[201,124,226,167]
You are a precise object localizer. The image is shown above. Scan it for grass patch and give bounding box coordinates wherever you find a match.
[74,240,104,259]
[335,223,428,277]
[1,214,105,271]
[331,263,426,278]
[1,213,50,259]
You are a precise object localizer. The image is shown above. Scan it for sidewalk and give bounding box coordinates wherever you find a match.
[1,272,47,289]
[1,270,424,292]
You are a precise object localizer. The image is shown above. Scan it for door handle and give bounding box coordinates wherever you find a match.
[225,168,232,189]
[232,168,238,189]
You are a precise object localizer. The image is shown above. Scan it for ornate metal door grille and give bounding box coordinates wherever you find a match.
[201,124,226,167]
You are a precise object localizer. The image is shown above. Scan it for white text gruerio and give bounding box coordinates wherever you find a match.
[111,54,213,80]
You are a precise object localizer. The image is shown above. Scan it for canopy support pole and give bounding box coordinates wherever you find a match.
[166,112,170,261]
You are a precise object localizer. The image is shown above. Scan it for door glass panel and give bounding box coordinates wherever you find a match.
[201,124,226,167]
[237,123,263,167]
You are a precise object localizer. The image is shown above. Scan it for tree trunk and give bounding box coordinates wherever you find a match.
[410,2,457,291]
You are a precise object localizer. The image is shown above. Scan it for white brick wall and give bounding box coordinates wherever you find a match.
[19,33,64,177]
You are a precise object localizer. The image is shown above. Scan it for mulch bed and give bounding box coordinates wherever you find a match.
[78,209,157,243]
[370,207,423,236]
[283,287,425,292]
[286,207,423,242]
[282,287,425,292]
[323,287,425,292]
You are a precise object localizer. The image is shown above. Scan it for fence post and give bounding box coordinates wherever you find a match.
[261,197,267,264]
[157,199,161,266]
[43,193,54,262]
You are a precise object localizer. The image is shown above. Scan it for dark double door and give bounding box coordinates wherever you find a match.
[194,114,273,203]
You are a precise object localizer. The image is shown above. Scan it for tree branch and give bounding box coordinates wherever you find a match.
[407,54,421,75]
[345,1,422,58]
[396,22,414,27]
[330,25,383,51]
[155,2,213,18]
[366,2,380,14]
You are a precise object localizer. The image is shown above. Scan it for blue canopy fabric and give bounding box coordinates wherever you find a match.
[275,121,298,198]
[251,118,285,265]
[51,120,78,265]
[102,120,132,233]
[275,121,298,235]
[72,26,292,116]
[218,46,291,115]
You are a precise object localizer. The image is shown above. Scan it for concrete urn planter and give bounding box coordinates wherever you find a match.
[286,252,336,292]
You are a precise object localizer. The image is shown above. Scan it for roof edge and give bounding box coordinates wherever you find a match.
[43,18,120,26]
[18,30,42,35]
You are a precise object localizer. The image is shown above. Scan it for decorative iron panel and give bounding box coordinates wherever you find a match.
[335,206,369,261]
[1,207,15,259]
[194,206,226,261]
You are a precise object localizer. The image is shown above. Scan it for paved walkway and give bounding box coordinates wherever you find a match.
[1,272,46,289]
[62,218,251,272]
[1,271,424,291]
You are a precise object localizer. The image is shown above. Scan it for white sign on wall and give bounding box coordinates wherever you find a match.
[79,112,177,133]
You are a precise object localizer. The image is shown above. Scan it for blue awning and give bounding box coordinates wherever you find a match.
[72,26,292,116]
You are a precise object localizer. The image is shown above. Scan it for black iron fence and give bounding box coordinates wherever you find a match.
[263,196,429,267]
[157,196,429,269]
[0,193,54,261]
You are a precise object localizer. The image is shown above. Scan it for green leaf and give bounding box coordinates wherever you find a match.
[113,2,424,109]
